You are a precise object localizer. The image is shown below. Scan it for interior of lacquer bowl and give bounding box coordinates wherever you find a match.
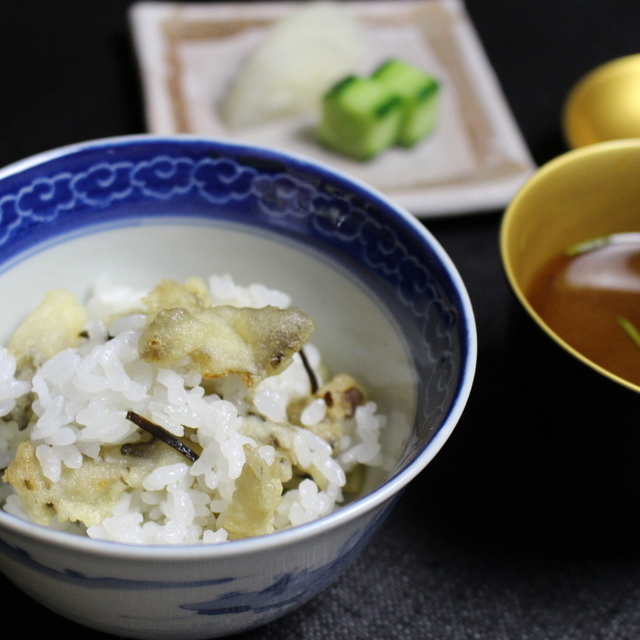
[0,137,469,495]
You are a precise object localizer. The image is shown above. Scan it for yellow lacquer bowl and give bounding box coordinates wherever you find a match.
[500,139,640,393]
[563,54,640,148]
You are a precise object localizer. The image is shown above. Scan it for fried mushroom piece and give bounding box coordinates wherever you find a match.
[319,373,366,422]
[5,290,88,429]
[220,444,283,540]
[239,414,296,483]
[4,441,126,527]
[143,277,211,321]
[139,305,314,388]
[238,415,329,491]
[288,373,366,453]
[3,440,186,527]
[8,289,87,374]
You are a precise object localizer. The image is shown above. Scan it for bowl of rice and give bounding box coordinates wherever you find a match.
[0,135,476,639]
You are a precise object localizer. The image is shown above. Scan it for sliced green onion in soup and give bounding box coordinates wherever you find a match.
[617,316,640,350]
[566,232,640,257]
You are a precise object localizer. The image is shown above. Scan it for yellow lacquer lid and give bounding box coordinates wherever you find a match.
[563,54,640,148]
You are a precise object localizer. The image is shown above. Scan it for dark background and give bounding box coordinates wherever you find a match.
[2,1,640,638]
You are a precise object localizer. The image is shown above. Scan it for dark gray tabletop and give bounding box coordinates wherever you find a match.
[1,1,640,638]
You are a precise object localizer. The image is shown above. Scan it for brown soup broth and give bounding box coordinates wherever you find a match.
[527,238,640,386]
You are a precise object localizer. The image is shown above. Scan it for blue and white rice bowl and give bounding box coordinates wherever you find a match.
[0,135,476,639]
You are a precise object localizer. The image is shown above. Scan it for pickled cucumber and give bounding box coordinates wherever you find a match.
[317,59,440,160]
[372,59,440,147]
[317,76,403,161]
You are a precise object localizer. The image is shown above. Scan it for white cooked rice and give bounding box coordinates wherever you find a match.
[0,275,388,544]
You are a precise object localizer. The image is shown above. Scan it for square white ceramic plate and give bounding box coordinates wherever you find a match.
[129,0,535,217]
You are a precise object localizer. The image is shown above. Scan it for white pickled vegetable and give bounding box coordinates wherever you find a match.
[219,1,367,130]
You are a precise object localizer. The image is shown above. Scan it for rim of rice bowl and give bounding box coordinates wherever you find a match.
[0,134,476,559]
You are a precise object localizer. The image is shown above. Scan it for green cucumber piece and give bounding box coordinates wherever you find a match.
[372,59,440,147]
[317,75,403,161]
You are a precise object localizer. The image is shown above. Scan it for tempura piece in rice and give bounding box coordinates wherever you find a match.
[220,444,283,540]
[5,441,126,527]
[143,277,211,320]
[5,290,87,430]
[4,439,187,527]
[8,289,87,373]
[139,305,315,387]
[288,373,366,453]
[239,415,296,483]
[319,373,366,421]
